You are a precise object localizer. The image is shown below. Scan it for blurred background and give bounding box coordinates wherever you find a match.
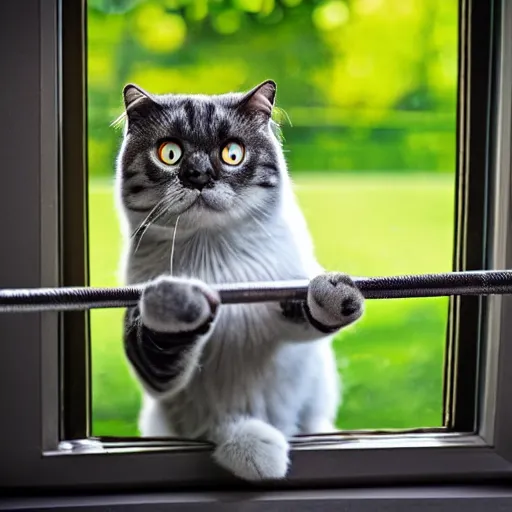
[88,0,458,436]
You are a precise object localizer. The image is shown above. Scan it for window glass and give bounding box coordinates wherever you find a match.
[88,0,458,436]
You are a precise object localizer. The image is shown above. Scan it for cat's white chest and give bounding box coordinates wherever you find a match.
[176,229,308,285]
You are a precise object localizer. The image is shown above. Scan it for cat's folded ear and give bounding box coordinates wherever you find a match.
[122,84,159,126]
[238,80,276,120]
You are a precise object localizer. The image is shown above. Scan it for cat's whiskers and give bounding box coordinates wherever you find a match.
[131,197,170,253]
[131,185,191,254]
[242,202,273,238]
[169,214,181,276]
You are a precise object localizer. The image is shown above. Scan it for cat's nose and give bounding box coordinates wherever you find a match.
[181,168,213,190]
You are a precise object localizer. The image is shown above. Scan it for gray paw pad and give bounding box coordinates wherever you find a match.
[140,276,219,333]
[307,272,364,330]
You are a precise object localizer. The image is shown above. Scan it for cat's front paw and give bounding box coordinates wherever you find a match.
[307,272,364,330]
[213,418,290,481]
[140,276,220,333]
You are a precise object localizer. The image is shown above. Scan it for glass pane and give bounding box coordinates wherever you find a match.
[88,0,458,437]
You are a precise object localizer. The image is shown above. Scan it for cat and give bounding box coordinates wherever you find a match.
[116,79,365,481]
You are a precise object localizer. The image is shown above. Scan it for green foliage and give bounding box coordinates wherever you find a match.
[87,0,458,177]
[90,174,453,435]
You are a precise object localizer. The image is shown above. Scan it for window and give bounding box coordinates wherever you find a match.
[1,0,512,507]
[87,0,458,437]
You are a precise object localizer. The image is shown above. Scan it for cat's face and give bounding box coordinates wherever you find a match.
[117,80,284,233]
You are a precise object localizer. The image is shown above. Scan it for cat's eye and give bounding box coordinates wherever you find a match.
[221,141,245,166]
[157,141,183,165]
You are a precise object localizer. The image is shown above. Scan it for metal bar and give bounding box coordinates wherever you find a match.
[0,270,512,313]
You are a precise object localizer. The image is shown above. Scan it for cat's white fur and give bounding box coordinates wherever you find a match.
[117,115,346,481]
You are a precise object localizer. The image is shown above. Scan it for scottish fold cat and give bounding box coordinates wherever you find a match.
[117,80,364,481]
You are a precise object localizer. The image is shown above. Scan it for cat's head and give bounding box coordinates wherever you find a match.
[116,80,286,233]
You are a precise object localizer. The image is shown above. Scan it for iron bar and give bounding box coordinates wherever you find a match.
[0,270,511,313]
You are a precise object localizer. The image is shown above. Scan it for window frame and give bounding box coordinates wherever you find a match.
[444,0,497,432]
[2,0,512,493]
[59,0,91,442]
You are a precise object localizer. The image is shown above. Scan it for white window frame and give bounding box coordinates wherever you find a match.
[1,0,512,507]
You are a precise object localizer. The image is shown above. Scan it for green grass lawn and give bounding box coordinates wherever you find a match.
[89,173,455,436]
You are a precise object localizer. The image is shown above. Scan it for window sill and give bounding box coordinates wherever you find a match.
[3,485,512,511]
[5,431,502,492]
[53,430,480,456]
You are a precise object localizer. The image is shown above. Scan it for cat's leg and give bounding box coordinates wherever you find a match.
[138,394,175,437]
[123,275,219,399]
[279,272,365,342]
[211,417,290,481]
[298,342,340,434]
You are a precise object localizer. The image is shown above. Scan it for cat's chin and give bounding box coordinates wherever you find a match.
[194,195,226,213]
[196,187,235,213]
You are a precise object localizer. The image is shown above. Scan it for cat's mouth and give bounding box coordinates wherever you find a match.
[188,188,231,213]
[158,186,235,227]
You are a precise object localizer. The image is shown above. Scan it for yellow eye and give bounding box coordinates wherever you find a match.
[221,141,245,166]
[157,141,182,165]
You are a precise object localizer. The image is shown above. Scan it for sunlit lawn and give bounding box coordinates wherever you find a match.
[90,173,454,436]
